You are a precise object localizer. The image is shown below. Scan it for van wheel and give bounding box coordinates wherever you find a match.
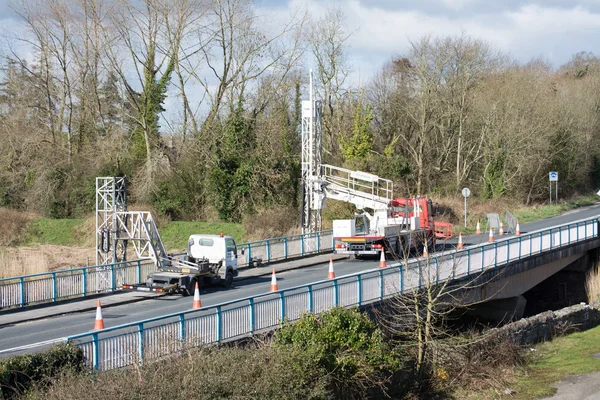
[184,278,197,296]
[224,271,234,288]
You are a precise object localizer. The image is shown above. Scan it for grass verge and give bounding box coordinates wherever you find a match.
[23,218,86,246]
[510,324,600,399]
[159,221,246,251]
[456,194,598,234]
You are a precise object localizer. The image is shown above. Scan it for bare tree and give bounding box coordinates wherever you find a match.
[306,6,353,159]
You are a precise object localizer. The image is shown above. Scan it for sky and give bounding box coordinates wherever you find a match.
[256,0,600,83]
[0,0,598,121]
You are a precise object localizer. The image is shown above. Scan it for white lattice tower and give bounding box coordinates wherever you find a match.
[301,70,325,235]
[95,177,128,265]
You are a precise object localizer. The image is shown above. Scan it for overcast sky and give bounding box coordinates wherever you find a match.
[256,0,600,83]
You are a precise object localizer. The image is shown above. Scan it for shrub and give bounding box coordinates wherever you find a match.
[0,343,84,399]
[275,307,402,399]
[27,344,329,400]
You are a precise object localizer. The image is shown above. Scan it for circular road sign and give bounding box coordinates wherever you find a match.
[462,187,471,198]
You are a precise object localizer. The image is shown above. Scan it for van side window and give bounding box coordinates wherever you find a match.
[226,239,236,257]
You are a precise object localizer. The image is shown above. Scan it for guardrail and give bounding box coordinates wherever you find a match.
[0,230,333,309]
[65,217,599,371]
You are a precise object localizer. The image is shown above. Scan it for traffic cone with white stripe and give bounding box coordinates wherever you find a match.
[499,221,505,236]
[93,300,105,330]
[192,282,202,309]
[328,257,335,279]
[457,233,464,249]
[476,220,481,235]
[270,268,279,292]
[516,221,521,236]
[379,251,386,268]
[422,242,429,258]
[488,227,494,242]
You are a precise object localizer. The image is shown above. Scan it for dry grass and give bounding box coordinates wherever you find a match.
[243,206,301,241]
[0,246,95,278]
[434,195,523,227]
[0,207,35,246]
[585,265,600,303]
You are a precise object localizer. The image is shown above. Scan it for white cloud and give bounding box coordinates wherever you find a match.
[271,0,600,85]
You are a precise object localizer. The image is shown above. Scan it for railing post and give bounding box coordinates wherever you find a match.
[179,314,186,342]
[249,298,255,333]
[19,277,25,307]
[494,243,498,268]
[82,268,87,297]
[283,238,288,259]
[540,232,543,253]
[529,233,533,256]
[518,237,522,260]
[247,244,251,265]
[216,307,222,342]
[568,224,571,244]
[308,285,313,313]
[266,240,271,263]
[467,249,471,275]
[379,270,384,299]
[52,272,57,302]
[279,292,285,322]
[399,265,404,292]
[333,279,338,306]
[138,323,144,365]
[507,240,510,262]
[357,275,362,306]
[558,226,562,247]
[136,260,141,284]
[92,333,99,370]
[110,263,116,292]
[317,232,321,253]
[301,235,305,257]
[577,222,580,241]
[481,247,485,271]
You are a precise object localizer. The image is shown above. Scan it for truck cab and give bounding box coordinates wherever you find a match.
[186,234,239,278]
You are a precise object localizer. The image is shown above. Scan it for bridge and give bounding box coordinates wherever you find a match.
[1,205,598,371]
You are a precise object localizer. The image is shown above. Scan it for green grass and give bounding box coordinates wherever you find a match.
[510,325,600,399]
[24,218,86,246]
[457,194,598,234]
[159,221,246,251]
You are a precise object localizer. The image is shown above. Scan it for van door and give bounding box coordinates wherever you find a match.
[225,238,238,270]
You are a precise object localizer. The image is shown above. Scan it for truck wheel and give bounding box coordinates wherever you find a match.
[223,271,234,288]
[184,279,197,297]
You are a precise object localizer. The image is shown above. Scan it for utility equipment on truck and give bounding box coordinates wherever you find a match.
[123,234,241,296]
[333,196,437,258]
[322,165,441,258]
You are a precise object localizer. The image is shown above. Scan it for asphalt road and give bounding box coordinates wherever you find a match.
[1,202,599,353]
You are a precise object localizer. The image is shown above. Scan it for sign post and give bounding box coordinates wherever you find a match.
[461,187,471,227]
[549,172,558,205]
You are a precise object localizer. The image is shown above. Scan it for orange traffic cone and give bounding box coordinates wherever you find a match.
[499,221,504,236]
[488,227,494,242]
[328,257,335,279]
[457,233,464,249]
[516,221,521,236]
[93,299,105,330]
[422,242,429,258]
[379,251,386,268]
[476,220,481,235]
[270,268,279,292]
[192,282,202,309]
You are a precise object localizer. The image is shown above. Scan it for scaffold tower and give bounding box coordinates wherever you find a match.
[96,177,128,265]
[301,70,325,234]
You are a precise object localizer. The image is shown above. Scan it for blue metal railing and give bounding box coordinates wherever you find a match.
[0,230,333,309]
[64,217,599,371]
